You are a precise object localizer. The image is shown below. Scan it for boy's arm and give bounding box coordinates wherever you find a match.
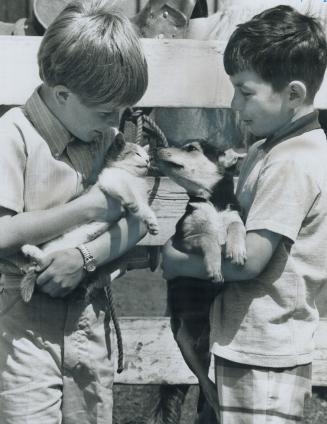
[35,213,147,298]
[0,185,123,257]
[161,229,282,281]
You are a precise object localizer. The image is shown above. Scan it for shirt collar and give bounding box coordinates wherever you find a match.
[264,110,321,151]
[24,86,74,157]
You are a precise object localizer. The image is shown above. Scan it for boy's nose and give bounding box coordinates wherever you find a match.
[231,92,242,112]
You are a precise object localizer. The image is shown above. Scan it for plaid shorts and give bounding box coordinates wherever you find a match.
[214,356,312,424]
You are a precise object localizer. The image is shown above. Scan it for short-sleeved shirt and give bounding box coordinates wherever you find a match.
[0,87,115,275]
[210,111,327,368]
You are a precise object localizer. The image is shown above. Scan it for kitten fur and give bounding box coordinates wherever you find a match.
[21,134,158,302]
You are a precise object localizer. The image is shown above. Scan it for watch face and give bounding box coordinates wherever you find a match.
[86,262,96,272]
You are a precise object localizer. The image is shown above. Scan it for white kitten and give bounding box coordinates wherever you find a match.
[21,133,158,302]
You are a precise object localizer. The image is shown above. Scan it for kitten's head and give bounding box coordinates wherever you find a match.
[106,132,150,176]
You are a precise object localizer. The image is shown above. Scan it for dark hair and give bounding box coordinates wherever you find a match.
[38,0,148,107]
[224,5,327,102]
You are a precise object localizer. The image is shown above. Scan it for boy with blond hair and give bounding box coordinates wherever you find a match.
[0,1,149,423]
[162,5,327,423]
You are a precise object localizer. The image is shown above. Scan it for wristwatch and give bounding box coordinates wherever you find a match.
[76,244,97,272]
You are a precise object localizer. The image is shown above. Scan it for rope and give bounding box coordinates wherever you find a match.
[121,108,169,148]
[104,278,124,373]
[136,114,144,145]
[142,114,169,148]
[103,108,169,375]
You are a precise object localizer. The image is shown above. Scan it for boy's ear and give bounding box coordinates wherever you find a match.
[53,85,71,105]
[288,81,307,107]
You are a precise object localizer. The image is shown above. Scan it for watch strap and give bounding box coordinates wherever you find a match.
[76,244,97,272]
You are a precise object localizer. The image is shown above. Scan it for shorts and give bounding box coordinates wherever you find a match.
[214,356,312,424]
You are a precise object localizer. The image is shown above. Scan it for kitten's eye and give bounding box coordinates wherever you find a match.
[185,144,198,152]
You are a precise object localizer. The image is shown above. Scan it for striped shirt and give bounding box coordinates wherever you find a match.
[0,87,115,274]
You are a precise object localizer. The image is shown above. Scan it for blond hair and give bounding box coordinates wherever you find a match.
[38,0,148,106]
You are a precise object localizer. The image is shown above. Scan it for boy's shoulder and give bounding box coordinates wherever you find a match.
[0,107,29,142]
[0,106,26,125]
[268,128,327,163]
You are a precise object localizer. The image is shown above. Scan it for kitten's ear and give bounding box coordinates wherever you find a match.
[143,144,150,154]
[114,132,126,151]
[108,132,126,157]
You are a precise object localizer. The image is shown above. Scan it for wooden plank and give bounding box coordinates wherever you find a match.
[1,36,326,108]
[113,317,197,385]
[138,177,188,246]
[0,36,230,107]
[113,317,327,386]
[1,35,326,109]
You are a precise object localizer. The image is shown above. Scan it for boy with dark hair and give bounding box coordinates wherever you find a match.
[162,5,327,423]
[0,1,148,423]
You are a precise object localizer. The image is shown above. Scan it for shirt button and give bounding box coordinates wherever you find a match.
[54,152,60,158]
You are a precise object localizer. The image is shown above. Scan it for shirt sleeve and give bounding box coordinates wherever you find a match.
[0,128,26,213]
[246,159,320,242]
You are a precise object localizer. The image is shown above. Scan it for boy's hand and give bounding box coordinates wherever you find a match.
[35,248,86,298]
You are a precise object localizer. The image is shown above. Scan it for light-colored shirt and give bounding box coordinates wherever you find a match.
[0,87,115,274]
[210,112,327,367]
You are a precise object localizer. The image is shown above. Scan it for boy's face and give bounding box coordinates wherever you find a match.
[62,91,121,142]
[230,69,293,138]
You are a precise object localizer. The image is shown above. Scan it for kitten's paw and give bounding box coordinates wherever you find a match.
[146,219,159,235]
[21,244,44,262]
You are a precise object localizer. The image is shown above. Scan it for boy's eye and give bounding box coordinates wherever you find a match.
[98,111,120,124]
[99,112,115,118]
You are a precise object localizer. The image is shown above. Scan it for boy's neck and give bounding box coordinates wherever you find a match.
[291,104,315,123]
[269,104,315,142]
[38,84,63,124]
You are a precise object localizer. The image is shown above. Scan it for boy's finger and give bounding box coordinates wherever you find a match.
[35,255,54,273]
[36,269,53,287]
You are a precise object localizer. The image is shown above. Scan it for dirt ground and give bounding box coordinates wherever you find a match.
[111,268,327,424]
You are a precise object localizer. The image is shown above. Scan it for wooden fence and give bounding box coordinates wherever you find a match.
[0,35,327,387]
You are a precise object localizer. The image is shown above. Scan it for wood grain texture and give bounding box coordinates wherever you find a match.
[139,177,188,246]
[1,36,326,109]
[113,317,327,386]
